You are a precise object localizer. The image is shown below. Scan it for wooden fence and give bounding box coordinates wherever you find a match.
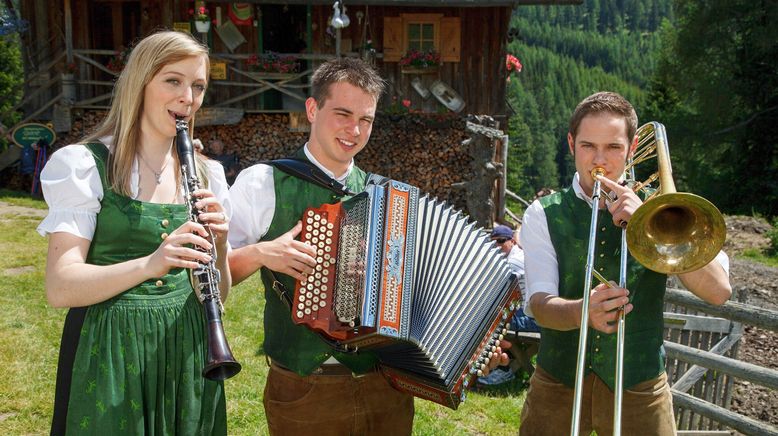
[664,288,778,436]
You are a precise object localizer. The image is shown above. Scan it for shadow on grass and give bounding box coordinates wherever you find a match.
[471,368,531,398]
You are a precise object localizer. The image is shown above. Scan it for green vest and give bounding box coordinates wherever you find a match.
[537,187,667,390]
[260,148,379,375]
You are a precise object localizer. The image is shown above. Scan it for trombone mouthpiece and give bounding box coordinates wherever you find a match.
[590,167,606,179]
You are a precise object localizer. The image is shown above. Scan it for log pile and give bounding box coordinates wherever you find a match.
[47,111,503,218]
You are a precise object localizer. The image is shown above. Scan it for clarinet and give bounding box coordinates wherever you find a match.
[175,118,242,381]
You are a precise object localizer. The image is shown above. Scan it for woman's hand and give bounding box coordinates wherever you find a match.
[146,220,213,277]
[192,188,229,250]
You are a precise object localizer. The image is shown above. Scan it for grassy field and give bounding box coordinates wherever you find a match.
[0,192,528,435]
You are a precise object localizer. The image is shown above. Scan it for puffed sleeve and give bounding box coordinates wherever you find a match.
[36,145,103,240]
[205,159,232,219]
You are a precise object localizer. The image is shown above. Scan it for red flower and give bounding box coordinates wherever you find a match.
[402,99,411,108]
[506,54,523,73]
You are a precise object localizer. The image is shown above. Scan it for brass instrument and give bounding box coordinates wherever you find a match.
[626,122,726,274]
[570,122,726,436]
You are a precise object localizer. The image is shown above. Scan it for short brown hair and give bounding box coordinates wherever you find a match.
[568,92,638,141]
[310,57,385,108]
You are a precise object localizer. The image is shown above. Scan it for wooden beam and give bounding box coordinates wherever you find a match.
[665,288,778,332]
[73,52,119,77]
[505,188,531,207]
[672,390,778,436]
[64,0,73,63]
[670,332,742,393]
[14,93,63,127]
[666,341,778,390]
[663,313,733,334]
[231,0,582,6]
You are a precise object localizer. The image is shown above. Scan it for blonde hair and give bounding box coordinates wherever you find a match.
[84,30,210,196]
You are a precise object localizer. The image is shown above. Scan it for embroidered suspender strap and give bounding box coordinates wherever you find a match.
[262,265,356,354]
[262,158,357,197]
[262,266,294,309]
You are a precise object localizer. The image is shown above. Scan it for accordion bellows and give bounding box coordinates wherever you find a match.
[293,176,520,408]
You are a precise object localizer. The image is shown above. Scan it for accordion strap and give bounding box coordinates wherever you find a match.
[263,158,356,197]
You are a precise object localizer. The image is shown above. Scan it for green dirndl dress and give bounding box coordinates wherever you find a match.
[58,143,226,435]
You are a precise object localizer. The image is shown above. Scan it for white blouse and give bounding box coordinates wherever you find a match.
[228,143,353,249]
[37,143,232,241]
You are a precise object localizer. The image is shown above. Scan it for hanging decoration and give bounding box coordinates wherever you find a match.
[228,3,253,26]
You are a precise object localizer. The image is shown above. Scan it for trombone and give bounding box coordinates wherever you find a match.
[570,122,726,436]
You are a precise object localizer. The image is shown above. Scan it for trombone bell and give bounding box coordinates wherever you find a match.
[626,187,726,274]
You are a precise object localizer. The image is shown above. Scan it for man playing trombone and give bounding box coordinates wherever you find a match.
[518,91,732,435]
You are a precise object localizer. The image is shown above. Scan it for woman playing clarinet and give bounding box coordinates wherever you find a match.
[37,30,231,435]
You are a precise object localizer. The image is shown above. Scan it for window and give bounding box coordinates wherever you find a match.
[383,14,460,63]
[406,22,436,52]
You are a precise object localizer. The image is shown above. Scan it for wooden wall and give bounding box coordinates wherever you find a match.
[19,1,511,119]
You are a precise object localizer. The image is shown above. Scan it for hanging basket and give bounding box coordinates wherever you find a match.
[194,20,211,33]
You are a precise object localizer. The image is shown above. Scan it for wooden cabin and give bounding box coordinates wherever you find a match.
[16,0,579,125]
[11,0,579,227]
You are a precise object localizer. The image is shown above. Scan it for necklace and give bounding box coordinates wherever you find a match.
[138,151,171,185]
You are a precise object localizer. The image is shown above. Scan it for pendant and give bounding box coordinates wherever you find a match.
[154,172,162,184]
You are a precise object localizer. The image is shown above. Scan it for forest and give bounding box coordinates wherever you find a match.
[505,0,777,218]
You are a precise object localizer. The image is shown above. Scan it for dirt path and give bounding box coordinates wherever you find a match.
[0,200,47,219]
[722,217,778,427]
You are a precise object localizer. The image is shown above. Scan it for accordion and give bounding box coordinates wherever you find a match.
[293,176,520,409]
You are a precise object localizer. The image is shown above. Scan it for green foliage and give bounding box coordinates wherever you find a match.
[767,219,778,256]
[505,0,665,205]
[0,31,23,132]
[649,0,778,217]
[741,248,778,268]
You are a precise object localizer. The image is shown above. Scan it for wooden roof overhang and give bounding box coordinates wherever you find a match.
[236,0,582,6]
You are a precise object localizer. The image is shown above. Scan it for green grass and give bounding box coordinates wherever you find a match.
[740,248,778,268]
[0,193,528,435]
[0,189,48,209]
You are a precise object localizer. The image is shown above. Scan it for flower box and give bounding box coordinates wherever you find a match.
[400,66,439,75]
[244,72,298,81]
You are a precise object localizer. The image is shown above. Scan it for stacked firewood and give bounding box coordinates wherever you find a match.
[189,113,474,209]
[51,111,487,211]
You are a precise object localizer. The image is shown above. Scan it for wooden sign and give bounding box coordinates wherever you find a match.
[196,107,244,126]
[12,123,56,147]
[210,61,227,80]
[173,22,192,34]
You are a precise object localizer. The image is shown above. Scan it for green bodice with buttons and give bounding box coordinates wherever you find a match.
[259,148,379,376]
[536,187,667,390]
[61,143,226,435]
